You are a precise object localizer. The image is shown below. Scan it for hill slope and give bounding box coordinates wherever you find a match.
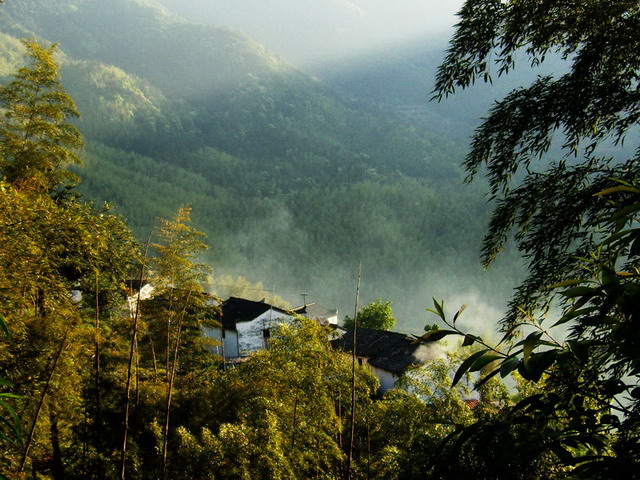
[0,0,520,328]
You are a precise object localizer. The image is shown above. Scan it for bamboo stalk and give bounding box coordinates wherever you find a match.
[19,329,70,472]
[120,242,149,480]
[346,262,361,480]
[160,290,192,479]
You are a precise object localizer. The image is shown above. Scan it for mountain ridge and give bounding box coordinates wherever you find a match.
[0,0,519,328]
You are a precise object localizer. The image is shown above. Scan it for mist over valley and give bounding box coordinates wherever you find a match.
[0,0,528,332]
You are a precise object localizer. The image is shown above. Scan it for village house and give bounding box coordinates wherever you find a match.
[204,296,339,360]
[331,327,443,394]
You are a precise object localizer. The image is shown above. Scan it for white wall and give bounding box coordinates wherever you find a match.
[370,365,398,394]
[236,309,296,355]
[202,326,239,358]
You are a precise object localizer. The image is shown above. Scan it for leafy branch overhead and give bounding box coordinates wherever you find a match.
[423,184,640,476]
[434,0,640,329]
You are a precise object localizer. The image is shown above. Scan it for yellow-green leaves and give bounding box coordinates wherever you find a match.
[0,41,82,195]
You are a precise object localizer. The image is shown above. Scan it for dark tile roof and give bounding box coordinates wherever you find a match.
[331,327,440,376]
[219,297,294,331]
[292,303,338,319]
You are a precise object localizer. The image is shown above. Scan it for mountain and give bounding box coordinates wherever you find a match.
[152,0,459,68]
[0,0,521,329]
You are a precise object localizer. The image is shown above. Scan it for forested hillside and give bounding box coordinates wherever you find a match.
[0,0,520,327]
[2,1,639,479]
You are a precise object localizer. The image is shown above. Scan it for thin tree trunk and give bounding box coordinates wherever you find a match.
[19,329,70,472]
[94,274,102,454]
[165,295,176,382]
[120,244,149,480]
[337,399,343,449]
[346,262,361,480]
[132,336,141,428]
[48,403,65,480]
[148,332,158,377]
[366,413,371,480]
[220,329,226,371]
[160,290,192,480]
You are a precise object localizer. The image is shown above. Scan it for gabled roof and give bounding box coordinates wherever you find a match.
[219,297,296,330]
[294,302,338,320]
[331,327,441,376]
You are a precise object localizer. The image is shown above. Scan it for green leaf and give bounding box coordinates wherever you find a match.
[431,298,446,321]
[550,444,575,464]
[419,329,459,342]
[451,349,489,387]
[552,306,598,328]
[607,203,640,222]
[566,340,590,363]
[547,278,584,289]
[630,233,640,257]
[469,354,502,372]
[560,286,599,298]
[499,355,520,377]
[519,350,557,382]
[593,185,640,196]
[522,332,543,363]
[462,334,477,346]
[452,303,468,326]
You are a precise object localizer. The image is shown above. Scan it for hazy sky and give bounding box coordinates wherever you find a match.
[154,0,464,67]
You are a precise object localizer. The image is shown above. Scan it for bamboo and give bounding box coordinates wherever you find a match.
[19,329,70,472]
[120,242,149,480]
[346,262,361,480]
[160,290,192,479]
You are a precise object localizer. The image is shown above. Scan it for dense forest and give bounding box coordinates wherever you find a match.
[0,0,526,328]
[1,0,640,479]
[0,41,517,479]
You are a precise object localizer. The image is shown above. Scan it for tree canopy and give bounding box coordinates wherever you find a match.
[0,41,82,195]
[434,0,640,328]
[427,0,640,477]
[343,298,396,331]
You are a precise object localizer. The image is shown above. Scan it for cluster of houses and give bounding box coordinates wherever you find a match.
[124,282,443,394]
[203,296,443,393]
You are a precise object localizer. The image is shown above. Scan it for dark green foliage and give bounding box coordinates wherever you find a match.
[423,185,640,477]
[435,0,640,328]
[429,2,640,476]
[0,0,517,325]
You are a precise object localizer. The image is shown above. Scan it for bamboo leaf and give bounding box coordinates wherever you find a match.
[560,286,599,298]
[419,329,459,342]
[453,303,468,326]
[452,349,488,387]
[523,332,542,363]
[499,355,520,377]
[470,354,502,372]
[431,298,446,321]
[547,278,584,289]
[593,186,640,196]
[462,334,477,346]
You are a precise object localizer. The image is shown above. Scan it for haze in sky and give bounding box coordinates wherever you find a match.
[154,0,463,68]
